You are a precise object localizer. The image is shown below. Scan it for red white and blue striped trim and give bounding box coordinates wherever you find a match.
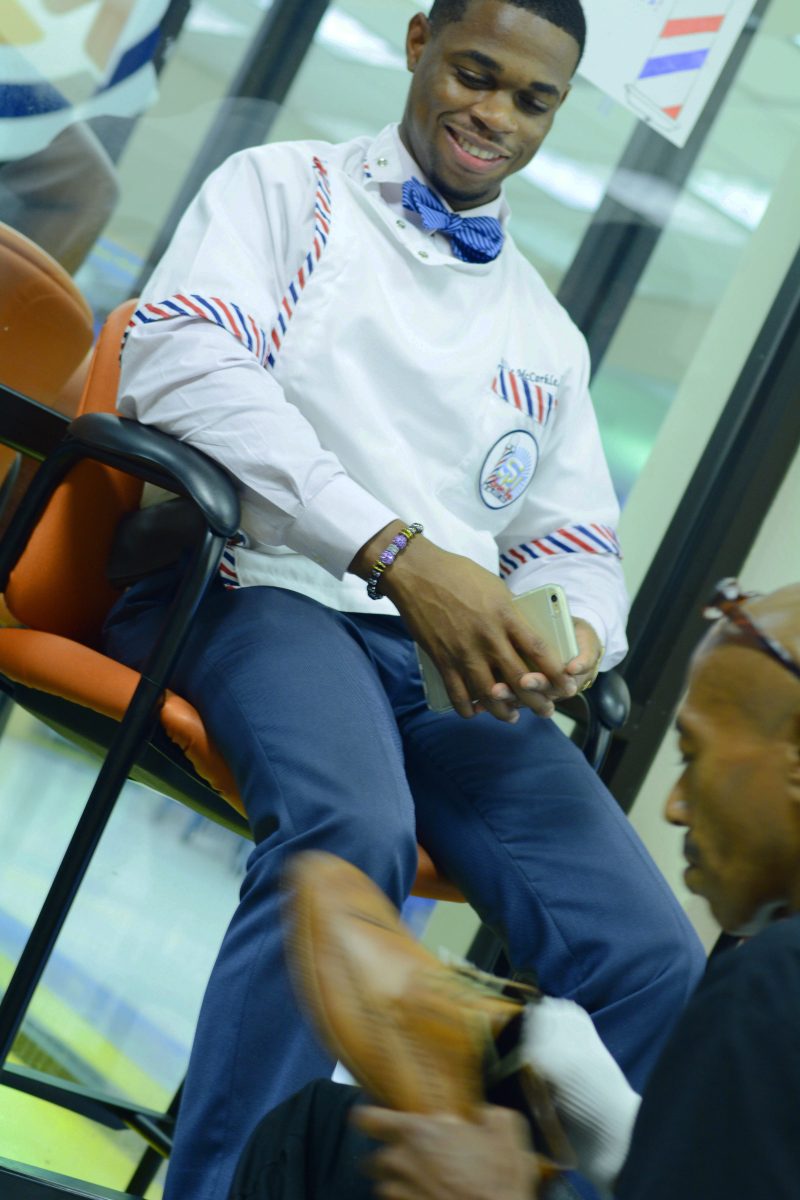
[499,524,621,576]
[219,544,243,591]
[124,293,272,365]
[263,156,332,366]
[492,367,557,427]
[122,156,334,595]
[122,155,333,371]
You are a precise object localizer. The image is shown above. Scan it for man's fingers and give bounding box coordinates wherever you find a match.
[514,627,566,679]
[511,627,576,700]
[566,657,593,676]
[565,648,600,677]
[443,663,521,724]
[440,669,480,720]
[442,671,518,723]
[353,1105,453,1142]
[352,1105,409,1141]
[478,685,520,724]
[517,670,576,709]
[518,672,549,692]
[568,619,603,682]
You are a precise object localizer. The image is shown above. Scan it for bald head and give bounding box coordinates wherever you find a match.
[695,583,800,735]
[666,583,800,934]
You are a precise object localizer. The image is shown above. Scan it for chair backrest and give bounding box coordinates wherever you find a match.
[0,222,94,409]
[4,300,143,647]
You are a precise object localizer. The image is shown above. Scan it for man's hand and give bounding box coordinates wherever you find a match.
[350,524,578,723]
[353,1105,542,1200]
[564,618,604,694]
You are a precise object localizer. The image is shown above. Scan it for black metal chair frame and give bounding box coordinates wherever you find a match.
[0,383,630,1199]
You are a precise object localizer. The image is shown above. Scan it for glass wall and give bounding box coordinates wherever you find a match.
[1,0,799,1192]
[70,1,800,506]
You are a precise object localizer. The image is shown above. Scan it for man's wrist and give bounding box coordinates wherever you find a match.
[349,520,409,581]
[366,523,424,600]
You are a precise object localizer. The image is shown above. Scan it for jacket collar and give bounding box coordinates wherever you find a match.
[363,123,511,228]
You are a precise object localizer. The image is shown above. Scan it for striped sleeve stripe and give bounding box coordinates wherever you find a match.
[122,156,334,372]
[219,545,242,590]
[212,296,245,339]
[145,302,176,319]
[232,303,253,352]
[190,295,226,327]
[499,524,622,574]
[124,293,274,367]
[163,299,192,317]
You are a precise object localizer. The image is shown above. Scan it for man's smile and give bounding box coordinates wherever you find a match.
[444,124,512,172]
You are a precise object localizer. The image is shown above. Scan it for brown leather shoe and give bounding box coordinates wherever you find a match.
[284,851,573,1166]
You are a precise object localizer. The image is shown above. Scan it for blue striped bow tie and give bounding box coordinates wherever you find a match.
[402,177,505,264]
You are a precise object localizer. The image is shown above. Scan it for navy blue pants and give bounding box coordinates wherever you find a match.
[103,575,705,1200]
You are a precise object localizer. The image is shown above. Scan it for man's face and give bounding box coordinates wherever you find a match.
[665,639,800,935]
[399,0,579,210]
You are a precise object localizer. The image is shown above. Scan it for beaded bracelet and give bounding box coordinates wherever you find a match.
[367,523,424,600]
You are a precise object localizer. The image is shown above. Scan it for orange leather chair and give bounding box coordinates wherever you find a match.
[0,302,462,900]
[0,223,95,537]
[0,301,629,1198]
[0,222,93,409]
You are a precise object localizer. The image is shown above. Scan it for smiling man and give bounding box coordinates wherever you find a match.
[106,2,704,1197]
[400,1,575,207]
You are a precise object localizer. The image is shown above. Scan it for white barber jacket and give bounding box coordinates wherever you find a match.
[120,124,629,667]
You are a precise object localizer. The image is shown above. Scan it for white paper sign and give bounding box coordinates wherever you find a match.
[578,0,759,147]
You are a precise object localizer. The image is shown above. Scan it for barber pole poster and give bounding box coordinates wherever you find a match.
[578,0,759,146]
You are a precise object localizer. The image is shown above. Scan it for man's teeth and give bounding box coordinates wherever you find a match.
[452,130,503,161]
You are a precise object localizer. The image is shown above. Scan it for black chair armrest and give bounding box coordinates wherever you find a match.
[588,669,630,732]
[0,382,70,462]
[0,410,240,590]
[557,669,631,775]
[65,413,240,538]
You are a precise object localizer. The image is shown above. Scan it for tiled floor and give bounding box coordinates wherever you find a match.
[0,704,245,1192]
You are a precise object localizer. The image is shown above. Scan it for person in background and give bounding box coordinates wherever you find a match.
[105,2,704,1196]
[0,0,171,271]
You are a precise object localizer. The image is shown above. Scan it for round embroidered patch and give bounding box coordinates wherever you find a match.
[479,430,539,510]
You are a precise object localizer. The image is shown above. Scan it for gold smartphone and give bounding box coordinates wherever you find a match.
[416,584,579,713]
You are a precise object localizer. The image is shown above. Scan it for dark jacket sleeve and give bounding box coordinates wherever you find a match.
[615,918,800,1200]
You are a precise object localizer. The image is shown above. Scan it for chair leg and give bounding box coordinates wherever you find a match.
[125,1082,182,1195]
[467,923,510,977]
[0,674,165,1064]
[125,1147,164,1198]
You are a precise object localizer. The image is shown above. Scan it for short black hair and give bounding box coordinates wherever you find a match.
[427,0,587,67]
